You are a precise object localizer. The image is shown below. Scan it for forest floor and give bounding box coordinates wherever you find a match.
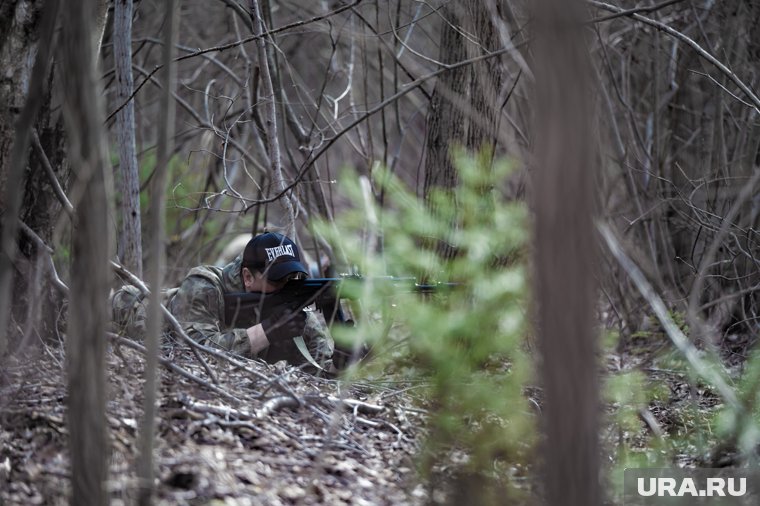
[0,337,429,505]
[1,323,756,505]
[601,323,756,471]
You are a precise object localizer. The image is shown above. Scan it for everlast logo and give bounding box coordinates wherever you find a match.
[265,244,295,261]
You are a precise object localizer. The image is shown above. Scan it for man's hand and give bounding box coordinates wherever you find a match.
[260,307,307,342]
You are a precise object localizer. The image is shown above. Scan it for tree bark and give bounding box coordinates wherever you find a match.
[423,1,502,191]
[422,3,468,196]
[0,0,60,356]
[422,1,502,261]
[532,0,600,505]
[114,0,143,277]
[60,0,114,503]
[0,0,109,357]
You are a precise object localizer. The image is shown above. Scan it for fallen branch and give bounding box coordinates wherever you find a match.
[177,396,305,446]
[638,407,664,438]
[177,396,257,419]
[107,333,239,402]
[257,396,301,419]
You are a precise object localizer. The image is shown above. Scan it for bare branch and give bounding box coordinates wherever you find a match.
[243,42,526,211]
[31,129,74,217]
[105,0,363,123]
[249,0,296,237]
[588,0,685,24]
[16,220,68,296]
[589,0,760,113]
[687,169,760,333]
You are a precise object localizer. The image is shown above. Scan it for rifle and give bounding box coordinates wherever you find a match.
[223,276,454,329]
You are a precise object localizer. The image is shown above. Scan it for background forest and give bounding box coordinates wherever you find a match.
[1,0,759,505]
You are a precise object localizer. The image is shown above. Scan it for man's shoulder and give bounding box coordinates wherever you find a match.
[174,255,243,300]
[172,264,224,299]
[185,264,224,283]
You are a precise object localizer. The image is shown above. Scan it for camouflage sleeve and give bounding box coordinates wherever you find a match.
[169,275,252,357]
[303,311,334,367]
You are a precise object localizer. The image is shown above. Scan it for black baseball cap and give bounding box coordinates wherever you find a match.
[242,232,308,281]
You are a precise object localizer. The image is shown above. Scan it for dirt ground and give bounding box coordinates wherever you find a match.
[0,337,429,505]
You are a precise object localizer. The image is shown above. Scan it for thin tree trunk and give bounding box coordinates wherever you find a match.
[532,0,600,505]
[249,0,296,239]
[136,1,179,503]
[93,0,109,56]
[114,0,143,277]
[60,0,114,503]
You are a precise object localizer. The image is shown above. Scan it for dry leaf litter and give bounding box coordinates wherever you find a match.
[0,337,430,505]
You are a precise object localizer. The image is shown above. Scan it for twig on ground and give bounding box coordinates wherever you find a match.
[178,396,257,419]
[257,396,301,419]
[638,407,664,438]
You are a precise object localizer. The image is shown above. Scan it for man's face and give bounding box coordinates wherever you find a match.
[242,268,304,293]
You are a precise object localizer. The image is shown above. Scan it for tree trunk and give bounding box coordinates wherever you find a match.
[114,0,143,277]
[532,1,600,505]
[422,1,502,261]
[422,3,468,196]
[0,0,111,356]
[60,0,114,503]
[0,0,63,356]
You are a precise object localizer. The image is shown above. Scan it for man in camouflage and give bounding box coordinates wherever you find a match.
[112,232,334,371]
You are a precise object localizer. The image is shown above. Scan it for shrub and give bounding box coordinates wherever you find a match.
[318,152,534,502]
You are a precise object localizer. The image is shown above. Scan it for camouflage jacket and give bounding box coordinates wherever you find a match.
[167,256,333,365]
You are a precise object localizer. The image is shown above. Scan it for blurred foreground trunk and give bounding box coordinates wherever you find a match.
[60,0,114,503]
[531,0,600,505]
